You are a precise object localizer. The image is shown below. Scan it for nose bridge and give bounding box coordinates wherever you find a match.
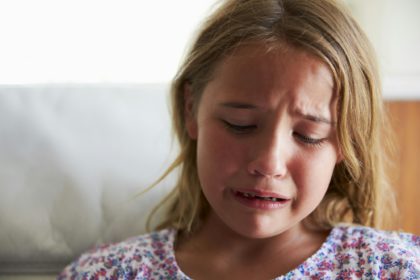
[248,124,288,178]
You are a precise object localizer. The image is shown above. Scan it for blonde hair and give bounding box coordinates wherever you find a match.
[148,0,396,233]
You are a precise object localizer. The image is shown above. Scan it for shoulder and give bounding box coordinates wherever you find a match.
[58,228,181,280]
[322,224,419,278]
[331,224,419,254]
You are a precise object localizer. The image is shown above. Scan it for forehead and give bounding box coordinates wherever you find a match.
[202,43,336,118]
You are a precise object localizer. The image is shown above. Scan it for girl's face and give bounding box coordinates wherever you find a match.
[186,44,342,239]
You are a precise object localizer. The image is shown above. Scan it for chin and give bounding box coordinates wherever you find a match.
[227,219,292,239]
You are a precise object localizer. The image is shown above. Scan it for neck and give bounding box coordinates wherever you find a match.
[176,211,329,267]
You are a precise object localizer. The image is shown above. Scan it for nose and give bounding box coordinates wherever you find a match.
[247,131,288,179]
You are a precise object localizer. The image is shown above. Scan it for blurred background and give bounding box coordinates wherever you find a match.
[345,0,420,236]
[0,0,419,93]
[0,0,215,85]
[0,0,418,279]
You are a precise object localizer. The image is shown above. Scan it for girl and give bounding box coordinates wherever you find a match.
[60,0,419,279]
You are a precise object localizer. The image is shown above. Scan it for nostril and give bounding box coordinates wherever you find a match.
[247,159,287,178]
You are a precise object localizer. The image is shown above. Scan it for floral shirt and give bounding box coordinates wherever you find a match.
[58,224,419,279]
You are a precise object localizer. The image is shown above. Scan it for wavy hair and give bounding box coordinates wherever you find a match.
[147,0,396,233]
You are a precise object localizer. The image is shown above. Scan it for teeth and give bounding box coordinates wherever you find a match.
[254,195,276,201]
[241,192,279,201]
[261,196,278,201]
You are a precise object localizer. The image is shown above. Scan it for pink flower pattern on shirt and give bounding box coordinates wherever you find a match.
[58,224,419,279]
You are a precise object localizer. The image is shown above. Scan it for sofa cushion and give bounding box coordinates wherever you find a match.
[0,84,176,273]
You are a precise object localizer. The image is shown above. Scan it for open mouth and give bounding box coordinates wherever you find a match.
[234,191,289,202]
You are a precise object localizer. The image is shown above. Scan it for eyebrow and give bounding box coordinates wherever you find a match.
[294,110,335,125]
[219,102,335,125]
[219,102,258,109]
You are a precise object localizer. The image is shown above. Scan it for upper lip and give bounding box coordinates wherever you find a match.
[233,188,291,200]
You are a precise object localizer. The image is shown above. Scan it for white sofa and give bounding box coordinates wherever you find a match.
[0,84,177,279]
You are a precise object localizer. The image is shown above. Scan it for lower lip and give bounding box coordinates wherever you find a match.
[231,191,291,210]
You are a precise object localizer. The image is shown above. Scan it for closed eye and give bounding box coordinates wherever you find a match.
[293,132,326,147]
[223,121,257,134]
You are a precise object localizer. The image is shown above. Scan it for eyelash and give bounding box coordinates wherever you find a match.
[223,121,326,147]
[223,121,256,134]
[293,132,326,148]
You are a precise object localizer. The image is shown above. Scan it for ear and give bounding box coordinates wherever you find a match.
[184,83,198,139]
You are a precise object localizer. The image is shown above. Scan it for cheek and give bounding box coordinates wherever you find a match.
[196,127,244,186]
[292,147,338,199]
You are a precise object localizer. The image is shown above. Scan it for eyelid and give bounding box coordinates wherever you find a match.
[293,132,327,147]
[222,120,257,133]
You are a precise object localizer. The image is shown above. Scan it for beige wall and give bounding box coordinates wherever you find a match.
[386,101,420,235]
[347,0,420,100]
[348,0,420,76]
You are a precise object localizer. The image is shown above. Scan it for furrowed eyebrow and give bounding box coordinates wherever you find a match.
[219,102,334,124]
[218,102,258,109]
[296,110,335,125]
